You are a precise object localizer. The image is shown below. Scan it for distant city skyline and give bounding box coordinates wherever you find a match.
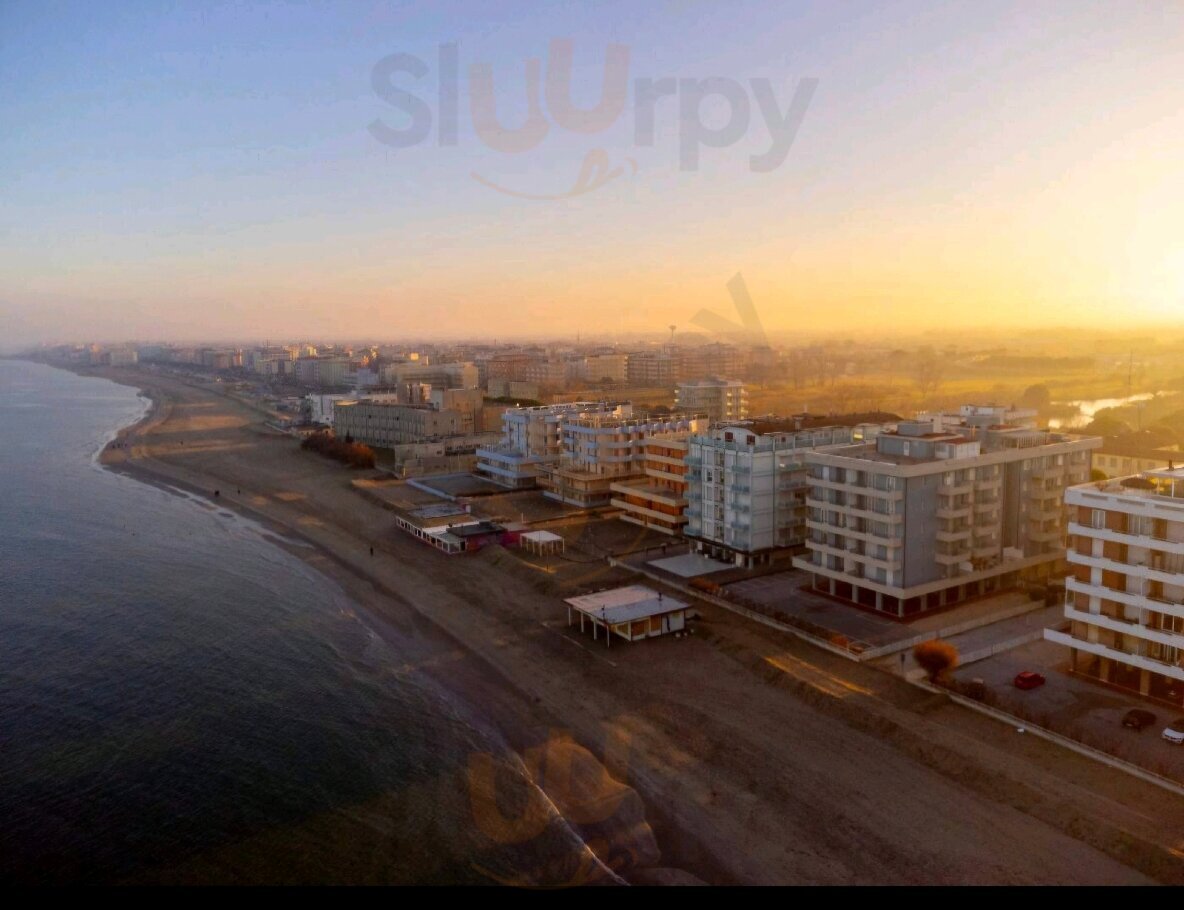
[3,1,1184,347]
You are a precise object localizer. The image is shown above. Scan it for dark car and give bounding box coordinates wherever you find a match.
[1122,709,1158,731]
[1013,671,1046,690]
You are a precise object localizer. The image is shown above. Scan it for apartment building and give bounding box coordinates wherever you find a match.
[1044,469,1184,706]
[294,356,352,389]
[609,436,692,535]
[793,415,1100,616]
[675,378,748,422]
[332,400,462,448]
[685,424,861,567]
[626,350,678,386]
[474,401,631,489]
[538,413,705,509]
[382,361,479,390]
[580,353,629,384]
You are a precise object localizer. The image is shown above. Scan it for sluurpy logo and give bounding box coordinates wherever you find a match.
[369,39,817,200]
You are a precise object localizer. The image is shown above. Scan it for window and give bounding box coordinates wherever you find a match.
[1091,509,1106,530]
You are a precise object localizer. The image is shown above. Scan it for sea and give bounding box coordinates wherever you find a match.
[0,360,595,885]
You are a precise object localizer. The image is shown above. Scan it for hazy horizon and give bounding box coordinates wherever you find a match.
[4,1,1184,347]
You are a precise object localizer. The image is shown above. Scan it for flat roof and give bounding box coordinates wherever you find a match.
[565,584,688,623]
[521,530,564,543]
[409,503,470,520]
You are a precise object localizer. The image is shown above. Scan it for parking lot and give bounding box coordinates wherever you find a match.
[952,639,1184,782]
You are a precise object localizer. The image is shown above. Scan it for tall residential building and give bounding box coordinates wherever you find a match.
[675,378,748,422]
[793,415,1100,616]
[1045,469,1184,706]
[610,436,693,535]
[475,401,631,489]
[538,413,705,509]
[685,424,861,567]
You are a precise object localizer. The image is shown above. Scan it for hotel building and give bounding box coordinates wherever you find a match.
[793,413,1099,616]
[685,424,862,567]
[538,413,705,509]
[1045,469,1184,706]
[610,437,693,535]
[474,401,631,489]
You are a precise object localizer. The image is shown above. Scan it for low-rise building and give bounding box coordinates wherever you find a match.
[333,400,463,447]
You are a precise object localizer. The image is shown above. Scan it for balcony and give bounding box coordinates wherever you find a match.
[939,482,973,497]
[1062,606,1184,650]
[936,505,971,520]
[1028,527,1063,544]
[1045,628,1184,682]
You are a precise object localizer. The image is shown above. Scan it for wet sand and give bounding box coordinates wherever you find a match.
[78,365,1184,884]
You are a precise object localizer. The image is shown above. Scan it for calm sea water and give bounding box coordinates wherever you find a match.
[0,360,588,884]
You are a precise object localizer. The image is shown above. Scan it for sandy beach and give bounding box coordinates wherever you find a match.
[79,365,1184,884]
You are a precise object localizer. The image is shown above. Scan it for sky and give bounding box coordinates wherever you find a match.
[2,0,1183,346]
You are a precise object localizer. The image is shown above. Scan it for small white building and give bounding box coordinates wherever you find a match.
[564,585,689,646]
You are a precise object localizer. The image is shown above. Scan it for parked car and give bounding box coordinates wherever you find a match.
[1163,718,1184,745]
[1122,709,1157,731]
[1013,671,1046,690]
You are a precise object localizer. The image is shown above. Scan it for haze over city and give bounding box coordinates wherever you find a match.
[4,0,1184,349]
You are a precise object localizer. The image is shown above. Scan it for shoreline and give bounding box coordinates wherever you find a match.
[71,363,702,885]
[30,361,1184,885]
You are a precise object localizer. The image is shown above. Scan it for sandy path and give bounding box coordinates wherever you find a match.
[86,367,1184,884]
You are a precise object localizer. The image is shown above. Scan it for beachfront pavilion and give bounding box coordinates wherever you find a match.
[564,585,688,647]
[521,529,565,556]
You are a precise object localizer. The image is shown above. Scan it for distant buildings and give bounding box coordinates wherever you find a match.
[1045,469,1184,707]
[1093,437,1181,479]
[675,378,747,422]
[685,424,863,567]
[794,408,1100,616]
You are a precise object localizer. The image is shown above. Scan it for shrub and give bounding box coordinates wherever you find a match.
[913,639,959,683]
[301,430,376,469]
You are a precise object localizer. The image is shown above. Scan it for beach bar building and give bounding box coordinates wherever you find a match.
[521,530,565,556]
[564,585,688,647]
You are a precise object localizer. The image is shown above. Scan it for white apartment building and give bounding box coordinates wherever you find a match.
[474,402,631,489]
[1045,469,1184,707]
[685,424,861,567]
[793,415,1099,617]
[675,378,748,422]
[538,413,704,509]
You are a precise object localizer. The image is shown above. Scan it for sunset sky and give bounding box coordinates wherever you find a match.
[3,0,1183,346]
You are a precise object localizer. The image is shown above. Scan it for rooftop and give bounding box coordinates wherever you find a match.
[565,585,689,623]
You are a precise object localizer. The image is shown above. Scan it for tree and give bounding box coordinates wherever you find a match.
[912,348,944,397]
[913,639,959,683]
[1090,468,1108,482]
[1020,383,1052,413]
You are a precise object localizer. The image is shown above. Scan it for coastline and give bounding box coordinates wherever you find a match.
[75,364,684,885]
[39,362,1184,885]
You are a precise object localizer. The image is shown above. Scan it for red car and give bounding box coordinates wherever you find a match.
[1014,671,1046,690]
